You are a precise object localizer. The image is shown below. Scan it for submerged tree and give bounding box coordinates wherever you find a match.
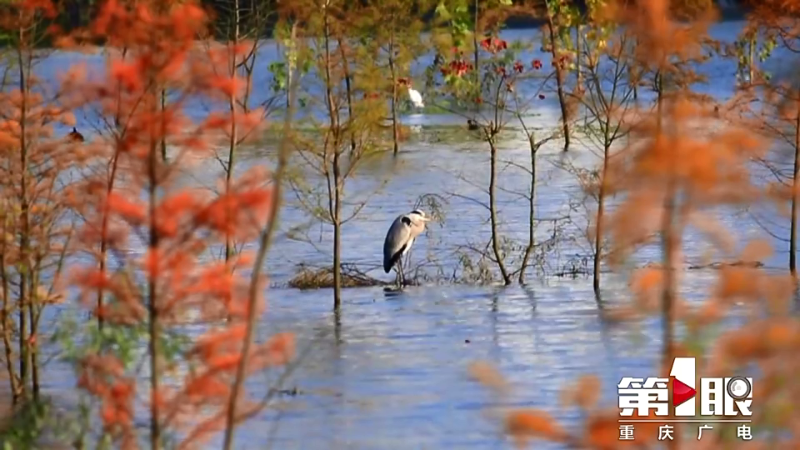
[467,2,799,448]
[542,0,577,153]
[287,0,385,310]
[362,0,433,155]
[435,6,557,285]
[204,0,279,264]
[574,0,637,293]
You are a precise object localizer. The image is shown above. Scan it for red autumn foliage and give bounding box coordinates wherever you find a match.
[480,36,508,53]
[0,0,87,403]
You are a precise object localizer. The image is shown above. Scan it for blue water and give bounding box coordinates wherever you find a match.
[12,19,795,448]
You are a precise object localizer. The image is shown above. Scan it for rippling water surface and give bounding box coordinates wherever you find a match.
[22,20,799,449]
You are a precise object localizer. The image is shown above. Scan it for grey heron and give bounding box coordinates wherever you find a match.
[383,209,431,287]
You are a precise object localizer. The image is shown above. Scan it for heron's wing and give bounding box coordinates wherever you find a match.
[383,216,412,273]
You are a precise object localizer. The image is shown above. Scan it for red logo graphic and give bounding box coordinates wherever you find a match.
[672,377,697,407]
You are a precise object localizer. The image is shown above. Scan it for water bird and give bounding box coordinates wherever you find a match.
[68,127,84,142]
[383,209,431,288]
[397,78,424,110]
[408,85,424,109]
[467,119,479,131]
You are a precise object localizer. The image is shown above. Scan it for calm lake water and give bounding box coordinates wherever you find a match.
[22,20,798,448]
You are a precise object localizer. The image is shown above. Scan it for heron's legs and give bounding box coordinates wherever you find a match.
[394,261,402,288]
[403,249,413,286]
[397,258,406,288]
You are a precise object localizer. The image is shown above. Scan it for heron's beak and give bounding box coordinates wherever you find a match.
[422,216,432,222]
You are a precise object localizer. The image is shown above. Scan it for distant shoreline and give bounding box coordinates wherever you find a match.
[13,6,750,54]
[502,7,747,29]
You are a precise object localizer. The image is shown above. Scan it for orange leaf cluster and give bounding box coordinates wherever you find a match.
[54,0,287,447]
[78,354,136,449]
[162,329,295,447]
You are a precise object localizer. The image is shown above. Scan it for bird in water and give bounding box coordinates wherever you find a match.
[383,209,431,288]
[467,119,479,131]
[405,81,424,110]
[68,127,84,142]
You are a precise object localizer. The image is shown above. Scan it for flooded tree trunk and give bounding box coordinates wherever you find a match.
[488,135,511,285]
[332,160,343,310]
[472,0,480,116]
[16,42,30,401]
[546,19,571,152]
[594,139,611,293]
[225,0,240,263]
[519,135,538,284]
[323,4,343,311]
[389,31,400,155]
[791,103,800,277]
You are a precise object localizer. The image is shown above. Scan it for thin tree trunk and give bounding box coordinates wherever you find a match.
[576,24,582,87]
[28,273,38,399]
[791,104,800,276]
[221,16,299,450]
[748,36,755,84]
[16,40,30,401]
[0,219,17,399]
[594,142,610,293]
[389,32,400,155]
[98,48,130,330]
[322,2,343,311]
[333,175,342,310]
[488,137,510,284]
[654,73,678,450]
[339,39,356,154]
[546,19,571,152]
[472,0,480,115]
[661,177,678,450]
[519,136,537,284]
[225,0,241,263]
[147,103,162,450]
[337,36,353,303]
[160,90,168,162]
